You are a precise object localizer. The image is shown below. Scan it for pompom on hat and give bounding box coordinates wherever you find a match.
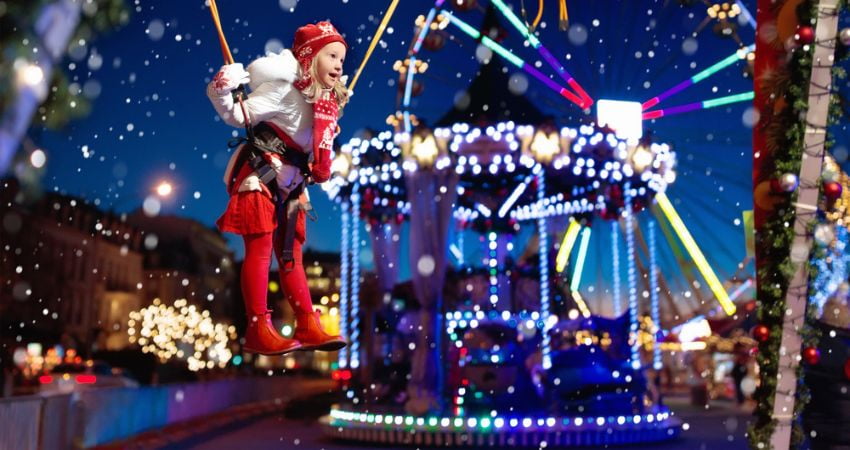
[292,21,347,90]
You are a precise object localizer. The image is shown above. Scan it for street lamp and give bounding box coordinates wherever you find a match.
[154,180,173,198]
[142,180,174,217]
[104,179,175,216]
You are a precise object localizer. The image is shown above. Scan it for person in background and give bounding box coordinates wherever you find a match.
[731,341,749,406]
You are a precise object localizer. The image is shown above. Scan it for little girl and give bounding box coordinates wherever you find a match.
[206,21,348,355]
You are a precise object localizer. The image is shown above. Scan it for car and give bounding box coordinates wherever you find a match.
[38,360,139,395]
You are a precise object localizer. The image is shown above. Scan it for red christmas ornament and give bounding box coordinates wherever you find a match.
[423,32,446,51]
[752,324,770,343]
[363,188,376,204]
[802,347,820,365]
[845,358,850,380]
[824,181,843,200]
[407,79,424,97]
[410,80,425,97]
[796,26,815,45]
[395,213,404,225]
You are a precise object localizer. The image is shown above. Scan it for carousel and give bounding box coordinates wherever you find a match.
[317,1,755,446]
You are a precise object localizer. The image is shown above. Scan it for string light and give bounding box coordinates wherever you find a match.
[810,224,850,316]
[649,220,662,370]
[456,222,465,266]
[537,171,552,369]
[328,122,675,206]
[351,187,361,369]
[488,232,499,307]
[623,183,640,370]
[611,221,622,317]
[127,298,236,372]
[339,201,351,369]
[328,407,676,437]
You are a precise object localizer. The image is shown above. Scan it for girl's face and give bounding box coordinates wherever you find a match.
[315,42,346,88]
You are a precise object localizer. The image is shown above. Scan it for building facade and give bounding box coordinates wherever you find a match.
[0,179,236,357]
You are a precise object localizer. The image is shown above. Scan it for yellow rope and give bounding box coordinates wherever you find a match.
[208,0,234,65]
[347,0,400,93]
[559,0,568,30]
[531,0,544,30]
[207,0,251,129]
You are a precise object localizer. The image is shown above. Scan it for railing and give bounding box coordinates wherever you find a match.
[0,395,41,450]
[0,376,305,449]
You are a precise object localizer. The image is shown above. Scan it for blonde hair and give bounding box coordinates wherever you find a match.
[300,56,350,113]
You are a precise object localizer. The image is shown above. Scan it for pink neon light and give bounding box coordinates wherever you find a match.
[559,88,584,107]
[642,110,664,120]
[642,98,660,110]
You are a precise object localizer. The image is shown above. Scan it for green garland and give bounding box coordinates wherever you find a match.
[748,1,847,448]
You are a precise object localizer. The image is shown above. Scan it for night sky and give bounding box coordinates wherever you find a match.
[33,0,782,305]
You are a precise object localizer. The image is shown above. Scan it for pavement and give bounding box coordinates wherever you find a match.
[114,392,754,449]
[91,376,340,450]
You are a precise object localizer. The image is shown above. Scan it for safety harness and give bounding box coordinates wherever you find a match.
[227,121,316,271]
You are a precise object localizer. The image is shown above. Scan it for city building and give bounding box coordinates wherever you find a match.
[1,179,237,359]
[1,179,145,353]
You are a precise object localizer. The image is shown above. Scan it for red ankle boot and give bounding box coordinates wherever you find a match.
[294,309,347,351]
[243,309,302,355]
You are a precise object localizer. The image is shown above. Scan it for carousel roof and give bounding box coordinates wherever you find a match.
[435,5,548,128]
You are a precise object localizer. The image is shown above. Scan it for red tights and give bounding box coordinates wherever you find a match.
[241,211,313,316]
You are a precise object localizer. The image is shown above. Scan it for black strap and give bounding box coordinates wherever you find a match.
[231,86,255,143]
[225,121,311,195]
[276,183,302,270]
[277,196,300,271]
[275,180,321,271]
[252,122,312,178]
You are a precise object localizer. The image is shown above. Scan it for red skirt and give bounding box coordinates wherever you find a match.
[215,157,278,235]
[215,190,277,235]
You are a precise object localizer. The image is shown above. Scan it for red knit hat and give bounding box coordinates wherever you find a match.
[292,21,347,89]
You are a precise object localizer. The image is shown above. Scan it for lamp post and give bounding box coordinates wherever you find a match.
[105,178,176,217]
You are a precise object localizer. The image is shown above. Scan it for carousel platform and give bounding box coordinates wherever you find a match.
[320,405,681,447]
